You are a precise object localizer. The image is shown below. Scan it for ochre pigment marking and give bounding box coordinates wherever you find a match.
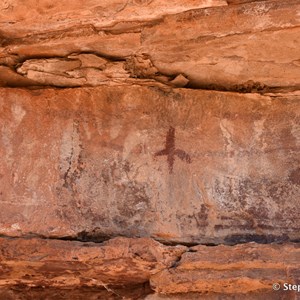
[155,126,191,173]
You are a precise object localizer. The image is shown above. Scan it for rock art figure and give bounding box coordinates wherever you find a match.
[155,126,191,173]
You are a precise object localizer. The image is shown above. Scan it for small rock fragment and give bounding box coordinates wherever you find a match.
[170,74,189,87]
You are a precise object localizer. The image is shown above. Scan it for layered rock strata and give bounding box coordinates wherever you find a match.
[0,1,299,92]
[0,0,299,298]
[0,237,299,299]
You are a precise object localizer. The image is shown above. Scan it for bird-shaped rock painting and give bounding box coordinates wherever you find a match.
[155,126,191,174]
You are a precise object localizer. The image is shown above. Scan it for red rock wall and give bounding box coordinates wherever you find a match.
[0,237,299,299]
[0,0,299,299]
[0,1,299,91]
[0,87,299,245]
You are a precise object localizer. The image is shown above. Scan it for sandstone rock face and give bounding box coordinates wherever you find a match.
[0,237,185,299]
[0,237,299,299]
[0,87,299,244]
[0,0,227,37]
[0,0,299,298]
[0,1,299,92]
[150,243,300,296]
[0,237,185,287]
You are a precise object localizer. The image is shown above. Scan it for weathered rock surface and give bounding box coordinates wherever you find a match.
[150,243,300,296]
[0,237,185,287]
[142,0,300,90]
[0,236,184,299]
[0,237,299,299]
[0,0,299,91]
[0,0,299,298]
[0,0,227,38]
[0,87,299,244]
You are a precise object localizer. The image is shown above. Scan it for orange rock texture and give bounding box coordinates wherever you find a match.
[0,0,299,299]
[0,237,299,299]
[0,237,185,299]
[0,87,299,245]
[0,1,299,91]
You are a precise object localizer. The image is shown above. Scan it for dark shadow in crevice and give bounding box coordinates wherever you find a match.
[1,232,299,248]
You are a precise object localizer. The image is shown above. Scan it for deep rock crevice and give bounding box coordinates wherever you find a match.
[2,51,299,94]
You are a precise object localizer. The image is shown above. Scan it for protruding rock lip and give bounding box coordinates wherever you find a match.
[0,1,299,92]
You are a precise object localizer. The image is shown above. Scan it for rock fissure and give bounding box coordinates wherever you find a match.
[2,232,300,248]
[1,52,299,94]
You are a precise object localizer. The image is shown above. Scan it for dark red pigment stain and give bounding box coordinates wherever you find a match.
[155,126,191,174]
[289,168,300,185]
